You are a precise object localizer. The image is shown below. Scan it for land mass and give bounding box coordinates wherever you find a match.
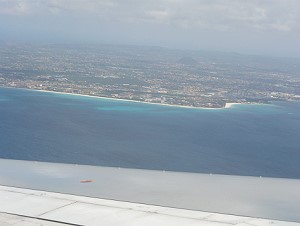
[0,43,299,108]
[31,88,241,109]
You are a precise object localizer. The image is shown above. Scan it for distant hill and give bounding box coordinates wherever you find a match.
[178,57,197,65]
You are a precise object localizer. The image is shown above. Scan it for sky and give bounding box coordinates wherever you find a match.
[0,0,299,57]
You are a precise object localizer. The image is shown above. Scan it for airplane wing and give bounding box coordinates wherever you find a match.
[0,158,299,225]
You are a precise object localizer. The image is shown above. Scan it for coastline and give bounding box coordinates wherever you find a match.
[224,103,241,108]
[2,87,241,110]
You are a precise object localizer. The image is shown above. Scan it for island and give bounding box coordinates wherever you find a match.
[0,43,299,108]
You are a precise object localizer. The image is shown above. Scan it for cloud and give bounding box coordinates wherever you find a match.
[0,0,299,57]
[0,0,34,15]
[0,0,299,34]
[0,0,300,37]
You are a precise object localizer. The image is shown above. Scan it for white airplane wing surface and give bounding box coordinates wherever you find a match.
[0,158,299,225]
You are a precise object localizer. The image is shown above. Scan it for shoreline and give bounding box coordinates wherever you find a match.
[34,89,242,110]
[224,103,241,108]
[2,87,242,110]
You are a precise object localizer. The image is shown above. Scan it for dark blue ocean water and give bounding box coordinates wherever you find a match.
[1,88,300,178]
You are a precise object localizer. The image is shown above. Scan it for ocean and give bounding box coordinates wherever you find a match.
[0,87,299,178]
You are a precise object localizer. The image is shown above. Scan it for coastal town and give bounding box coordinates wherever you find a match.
[0,44,299,108]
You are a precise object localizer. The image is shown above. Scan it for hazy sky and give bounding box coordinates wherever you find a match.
[0,0,299,57]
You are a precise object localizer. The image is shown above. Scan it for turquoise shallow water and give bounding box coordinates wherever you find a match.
[1,88,300,178]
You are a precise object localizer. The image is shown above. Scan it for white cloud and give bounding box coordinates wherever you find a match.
[0,0,34,15]
[0,0,299,57]
[0,0,299,33]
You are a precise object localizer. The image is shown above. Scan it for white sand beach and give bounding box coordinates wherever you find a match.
[14,87,244,110]
[224,103,242,108]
